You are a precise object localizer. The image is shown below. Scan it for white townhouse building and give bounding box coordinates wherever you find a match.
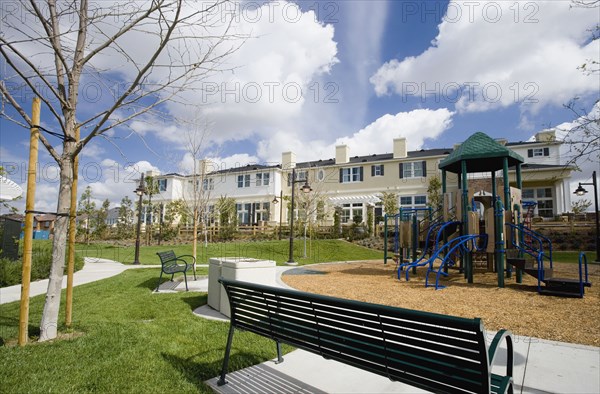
[144,129,573,228]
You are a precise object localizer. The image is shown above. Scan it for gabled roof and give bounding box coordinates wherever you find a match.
[439,132,524,174]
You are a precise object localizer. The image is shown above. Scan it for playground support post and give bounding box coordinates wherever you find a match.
[495,197,505,288]
[19,97,41,346]
[461,160,473,283]
[412,214,418,275]
[515,163,523,283]
[384,216,388,264]
[502,157,510,280]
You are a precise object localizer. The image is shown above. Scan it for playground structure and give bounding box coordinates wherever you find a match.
[384,132,592,297]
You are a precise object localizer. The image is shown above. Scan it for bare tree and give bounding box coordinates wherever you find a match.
[293,166,336,256]
[560,100,600,170]
[180,120,215,270]
[0,0,241,341]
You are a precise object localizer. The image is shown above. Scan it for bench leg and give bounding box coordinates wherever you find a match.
[275,341,284,364]
[156,271,163,292]
[183,271,188,291]
[217,325,236,386]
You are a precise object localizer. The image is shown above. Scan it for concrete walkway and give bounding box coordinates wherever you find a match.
[2,259,598,393]
[0,257,156,304]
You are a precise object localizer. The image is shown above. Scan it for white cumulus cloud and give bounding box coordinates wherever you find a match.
[370,1,598,116]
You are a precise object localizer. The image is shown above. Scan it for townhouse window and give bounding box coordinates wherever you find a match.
[236,203,251,225]
[254,202,270,222]
[256,172,270,186]
[399,161,427,178]
[237,174,250,188]
[202,178,214,191]
[339,166,364,183]
[400,195,427,207]
[527,148,550,157]
[523,188,553,218]
[288,170,307,186]
[341,204,351,223]
[371,164,384,177]
[157,179,167,192]
[341,203,363,223]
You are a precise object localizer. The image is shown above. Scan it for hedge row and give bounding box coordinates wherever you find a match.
[0,247,84,287]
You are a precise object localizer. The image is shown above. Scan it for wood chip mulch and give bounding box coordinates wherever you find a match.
[282,260,600,347]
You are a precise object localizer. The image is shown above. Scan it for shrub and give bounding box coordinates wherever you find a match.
[0,245,85,287]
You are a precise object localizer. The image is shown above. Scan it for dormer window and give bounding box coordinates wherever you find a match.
[528,148,549,157]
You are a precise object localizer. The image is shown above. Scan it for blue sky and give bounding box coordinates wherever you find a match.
[0,0,598,211]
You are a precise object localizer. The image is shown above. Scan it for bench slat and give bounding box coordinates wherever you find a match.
[220,279,508,394]
[230,289,483,362]
[230,282,480,331]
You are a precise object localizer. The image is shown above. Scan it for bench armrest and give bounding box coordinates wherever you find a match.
[488,329,513,381]
[177,254,197,264]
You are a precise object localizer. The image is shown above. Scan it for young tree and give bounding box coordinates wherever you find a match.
[77,186,95,245]
[380,192,399,216]
[143,176,159,245]
[216,196,237,241]
[572,199,593,215]
[117,196,134,240]
[93,199,110,240]
[293,168,334,255]
[180,123,215,266]
[0,1,240,341]
[162,199,187,241]
[427,175,443,211]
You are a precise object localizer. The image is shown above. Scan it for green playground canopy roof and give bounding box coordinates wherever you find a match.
[439,132,524,174]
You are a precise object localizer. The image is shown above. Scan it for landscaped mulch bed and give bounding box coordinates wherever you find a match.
[282,260,600,347]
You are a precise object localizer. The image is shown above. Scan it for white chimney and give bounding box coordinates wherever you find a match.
[282,151,296,169]
[336,145,349,164]
[535,130,556,142]
[393,138,407,159]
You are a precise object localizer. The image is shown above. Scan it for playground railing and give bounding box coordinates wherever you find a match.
[424,234,488,290]
[399,221,461,280]
[506,223,553,292]
[578,252,590,298]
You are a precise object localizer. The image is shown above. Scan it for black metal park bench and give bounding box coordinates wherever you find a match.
[217,278,514,394]
[155,250,196,292]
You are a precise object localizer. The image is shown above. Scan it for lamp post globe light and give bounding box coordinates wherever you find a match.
[573,170,599,263]
[286,168,312,265]
[133,174,146,265]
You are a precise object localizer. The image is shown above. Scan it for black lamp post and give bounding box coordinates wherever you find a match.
[286,168,312,265]
[158,202,164,246]
[574,170,599,263]
[133,174,146,265]
[272,191,283,240]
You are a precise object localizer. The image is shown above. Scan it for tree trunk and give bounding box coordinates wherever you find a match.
[39,156,73,341]
[192,209,198,262]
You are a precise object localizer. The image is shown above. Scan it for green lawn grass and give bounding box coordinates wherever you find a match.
[552,250,595,264]
[76,239,383,266]
[0,268,288,393]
